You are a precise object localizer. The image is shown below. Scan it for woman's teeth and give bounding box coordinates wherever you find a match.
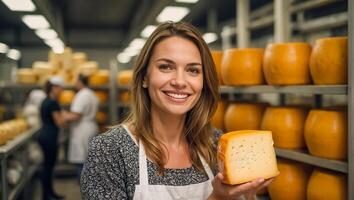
[165,92,188,99]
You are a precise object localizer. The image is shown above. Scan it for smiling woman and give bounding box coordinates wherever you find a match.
[80,22,270,200]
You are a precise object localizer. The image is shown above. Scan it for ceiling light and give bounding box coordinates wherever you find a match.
[22,15,50,29]
[44,38,64,52]
[35,29,57,40]
[7,49,21,60]
[0,42,9,54]
[117,53,131,64]
[1,0,36,11]
[175,0,199,3]
[156,6,190,23]
[141,25,157,38]
[124,47,141,57]
[129,38,146,49]
[203,32,218,44]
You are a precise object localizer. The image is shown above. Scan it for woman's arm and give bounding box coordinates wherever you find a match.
[81,135,129,200]
[52,111,66,127]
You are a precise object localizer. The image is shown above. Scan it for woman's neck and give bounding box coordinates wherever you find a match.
[151,106,186,148]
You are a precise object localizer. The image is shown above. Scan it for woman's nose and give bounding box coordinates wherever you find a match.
[170,70,187,89]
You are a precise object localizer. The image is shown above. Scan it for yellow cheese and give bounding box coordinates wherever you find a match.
[95,91,108,103]
[222,48,265,85]
[59,90,75,105]
[32,61,54,75]
[48,50,61,69]
[78,61,99,76]
[73,52,87,68]
[217,130,279,185]
[261,106,308,149]
[17,69,37,84]
[117,70,133,86]
[119,91,131,103]
[310,37,348,84]
[61,47,73,70]
[268,159,311,200]
[304,109,347,159]
[263,43,311,85]
[89,70,109,86]
[224,103,267,132]
[211,101,227,131]
[307,169,347,200]
[96,112,107,124]
[211,51,224,85]
[0,126,8,145]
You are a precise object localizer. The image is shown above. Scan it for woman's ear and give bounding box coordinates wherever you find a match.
[142,76,148,88]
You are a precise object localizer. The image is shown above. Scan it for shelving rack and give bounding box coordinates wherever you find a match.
[218,0,353,199]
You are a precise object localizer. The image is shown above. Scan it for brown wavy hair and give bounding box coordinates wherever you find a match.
[124,21,219,173]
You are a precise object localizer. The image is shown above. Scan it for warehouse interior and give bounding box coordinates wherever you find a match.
[0,0,353,199]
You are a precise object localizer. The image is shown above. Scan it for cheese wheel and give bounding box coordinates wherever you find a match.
[310,37,347,84]
[59,90,75,105]
[304,109,347,159]
[117,70,133,86]
[73,52,87,68]
[119,91,131,103]
[268,159,311,200]
[211,51,224,85]
[211,101,227,131]
[217,130,279,185]
[32,61,54,75]
[0,126,8,145]
[263,43,311,85]
[61,47,73,70]
[89,70,109,86]
[17,69,37,84]
[96,112,107,124]
[261,106,308,149]
[48,50,61,69]
[224,103,267,132]
[222,48,265,85]
[307,169,347,200]
[78,61,99,76]
[95,91,108,103]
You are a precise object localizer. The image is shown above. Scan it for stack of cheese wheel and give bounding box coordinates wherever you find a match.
[310,37,348,84]
[261,106,308,149]
[117,70,133,103]
[268,159,311,200]
[221,48,264,85]
[61,47,73,71]
[17,69,37,84]
[263,43,311,85]
[211,101,227,131]
[96,111,107,124]
[89,69,109,86]
[78,61,99,77]
[59,90,76,105]
[224,102,267,132]
[304,108,347,160]
[95,91,108,103]
[0,119,29,144]
[48,50,61,70]
[32,61,54,85]
[73,52,87,68]
[211,51,224,85]
[307,169,347,200]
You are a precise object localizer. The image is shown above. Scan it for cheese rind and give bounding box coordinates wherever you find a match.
[218,130,279,185]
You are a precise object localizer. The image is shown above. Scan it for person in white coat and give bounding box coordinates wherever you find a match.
[63,74,99,178]
[81,22,274,200]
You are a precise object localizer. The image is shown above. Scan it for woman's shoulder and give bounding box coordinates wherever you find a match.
[89,124,137,152]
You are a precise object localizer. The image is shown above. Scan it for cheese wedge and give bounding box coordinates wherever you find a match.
[218,130,279,185]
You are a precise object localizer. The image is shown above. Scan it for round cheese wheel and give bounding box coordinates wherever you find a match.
[307,169,347,200]
[222,48,265,85]
[211,51,224,85]
[73,52,87,68]
[263,43,311,85]
[96,112,107,124]
[17,69,37,84]
[117,70,133,86]
[304,109,347,160]
[59,90,75,105]
[119,91,131,103]
[261,106,308,149]
[78,61,99,76]
[89,70,109,86]
[0,126,8,145]
[95,91,108,103]
[224,103,267,132]
[211,101,227,131]
[310,37,347,84]
[268,159,311,200]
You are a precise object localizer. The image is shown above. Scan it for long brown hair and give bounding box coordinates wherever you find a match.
[124,21,219,173]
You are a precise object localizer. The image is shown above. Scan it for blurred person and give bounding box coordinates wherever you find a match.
[37,76,66,200]
[23,89,46,127]
[63,74,99,179]
[81,22,273,200]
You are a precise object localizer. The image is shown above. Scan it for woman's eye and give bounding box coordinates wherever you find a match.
[187,67,200,75]
[158,64,173,71]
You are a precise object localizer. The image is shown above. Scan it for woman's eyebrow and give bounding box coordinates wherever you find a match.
[155,58,202,66]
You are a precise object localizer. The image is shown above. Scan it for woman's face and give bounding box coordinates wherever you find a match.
[52,85,63,99]
[144,36,203,116]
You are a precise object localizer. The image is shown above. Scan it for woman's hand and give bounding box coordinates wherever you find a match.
[208,173,273,200]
